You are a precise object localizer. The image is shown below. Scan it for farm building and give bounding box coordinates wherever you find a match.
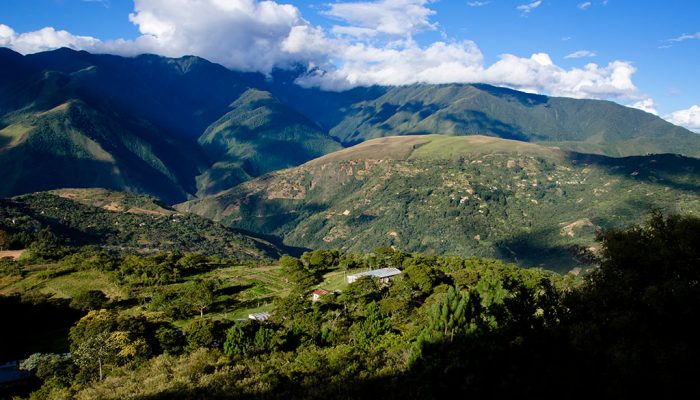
[248,312,271,321]
[346,267,401,284]
[311,288,330,302]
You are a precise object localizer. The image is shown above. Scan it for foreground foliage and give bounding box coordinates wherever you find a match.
[3,213,700,398]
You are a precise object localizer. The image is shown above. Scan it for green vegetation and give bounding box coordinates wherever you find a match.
[197,89,342,196]
[182,135,700,271]
[327,83,700,157]
[0,188,280,259]
[2,213,699,398]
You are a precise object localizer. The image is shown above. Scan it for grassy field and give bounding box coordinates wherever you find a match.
[1,261,358,325]
[0,266,127,300]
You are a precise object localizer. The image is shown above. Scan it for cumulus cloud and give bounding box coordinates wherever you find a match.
[297,39,639,102]
[2,1,327,73]
[517,1,542,15]
[0,24,100,54]
[0,0,647,104]
[665,105,700,133]
[122,0,327,72]
[629,98,658,115]
[323,0,436,37]
[565,50,596,59]
[578,2,592,10]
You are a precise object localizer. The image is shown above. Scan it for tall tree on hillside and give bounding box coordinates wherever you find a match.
[184,279,218,317]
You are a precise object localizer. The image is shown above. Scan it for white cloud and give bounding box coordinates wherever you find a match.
[0,24,100,54]
[666,32,700,43]
[665,105,700,133]
[629,98,658,115]
[565,50,596,59]
[323,0,436,37]
[121,0,325,72]
[2,1,326,73]
[0,0,648,104]
[516,1,542,15]
[467,1,490,7]
[297,39,639,102]
[578,2,591,10]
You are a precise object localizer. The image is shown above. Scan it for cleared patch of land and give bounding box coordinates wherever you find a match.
[0,250,24,260]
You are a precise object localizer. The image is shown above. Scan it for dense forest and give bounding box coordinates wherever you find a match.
[2,212,699,399]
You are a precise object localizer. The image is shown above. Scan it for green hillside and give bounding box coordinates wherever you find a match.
[180,135,700,271]
[326,84,700,157]
[0,188,280,259]
[0,99,198,203]
[197,89,342,196]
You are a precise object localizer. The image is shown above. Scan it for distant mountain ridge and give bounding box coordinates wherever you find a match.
[2,47,700,205]
[325,83,699,157]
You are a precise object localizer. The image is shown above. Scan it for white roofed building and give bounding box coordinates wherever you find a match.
[347,267,401,284]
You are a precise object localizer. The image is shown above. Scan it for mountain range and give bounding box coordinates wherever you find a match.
[3,47,699,202]
[2,47,700,268]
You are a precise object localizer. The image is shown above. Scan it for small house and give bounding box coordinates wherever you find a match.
[346,267,401,284]
[311,288,330,302]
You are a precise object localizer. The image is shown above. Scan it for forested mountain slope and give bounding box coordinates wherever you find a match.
[181,135,700,271]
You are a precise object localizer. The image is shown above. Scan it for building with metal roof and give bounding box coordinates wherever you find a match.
[347,267,402,284]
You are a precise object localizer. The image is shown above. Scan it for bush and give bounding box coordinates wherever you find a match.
[70,290,108,312]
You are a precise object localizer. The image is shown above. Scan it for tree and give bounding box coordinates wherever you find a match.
[176,253,210,274]
[223,322,279,357]
[70,290,108,312]
[422,287,481,343]
[155,325,184,355]
[280,255,319,289]
[69,310,152,382]
[73,331,148,382]
[73,332,114,382]
[184,318,220,352]
[352,302,391,347]
[183,279,217,317]
[339,276,381,311]
[404,261,445,297]
[564,212,700,394]
[20,353,74,383]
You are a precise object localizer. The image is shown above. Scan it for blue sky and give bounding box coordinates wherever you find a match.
[0,0,698,129]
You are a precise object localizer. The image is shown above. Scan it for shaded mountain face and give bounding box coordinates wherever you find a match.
[0,188,281,259]
[0,99,199,203]
[196,89,342,196]
[0,48,256,202]
[179,135,700,271]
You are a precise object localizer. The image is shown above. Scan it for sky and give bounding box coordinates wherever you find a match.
[0,0,698,132]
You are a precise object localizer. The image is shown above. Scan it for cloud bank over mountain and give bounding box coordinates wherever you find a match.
[665,106,700,133]
[0,0,693,132]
